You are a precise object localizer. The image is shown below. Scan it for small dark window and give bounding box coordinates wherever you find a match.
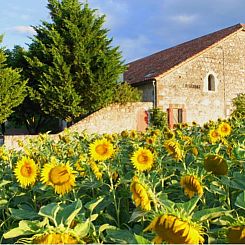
[208,74,215,91]
[178,109,183,123]
[167,108,170,125]
[173,108,183,124]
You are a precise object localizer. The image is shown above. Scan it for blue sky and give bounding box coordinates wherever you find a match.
[0,0,245,62]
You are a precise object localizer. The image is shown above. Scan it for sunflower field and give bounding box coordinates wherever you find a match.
[0,117,244,244]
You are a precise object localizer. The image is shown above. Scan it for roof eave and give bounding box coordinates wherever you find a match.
[130,78,156,87]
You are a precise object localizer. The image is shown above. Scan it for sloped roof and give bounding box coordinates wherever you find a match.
[124,23,245,85]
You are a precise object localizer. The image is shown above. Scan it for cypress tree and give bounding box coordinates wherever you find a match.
[27,0,126,122]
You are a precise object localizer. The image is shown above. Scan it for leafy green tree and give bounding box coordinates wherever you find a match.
[111,82,142,104]
[5,46,56,134]
[0,36,27,126]
[27,0,126,122]
[231,93,245,119]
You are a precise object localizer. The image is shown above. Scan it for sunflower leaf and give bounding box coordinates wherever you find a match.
[98,224,117,235]
[56,199,82,227]
[176,196,200,215]
[192,207,232,222]
[129,209,146,223]
[158,193,175,210]
[3,220,44,239]
[74,219,90,238]
[3,227,34,239]
[0,199,8,209]
[38,203,60,226]
[85,196,104,212]
[233,145,245,160]
[0,180,11,188]
[134,234,151,244]
[106,229,137,244]
[10,207,39,220]
[235,191,245,210]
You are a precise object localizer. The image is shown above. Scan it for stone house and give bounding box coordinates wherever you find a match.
[124,23,245,127]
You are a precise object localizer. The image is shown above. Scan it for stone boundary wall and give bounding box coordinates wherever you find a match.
[3,102,153,150]
[68,102,152,134]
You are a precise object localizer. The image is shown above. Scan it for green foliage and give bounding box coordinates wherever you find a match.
[231,93,245,119]
[0,37,27,124]
[148,107,168,128]
[111,82,142,104]
[5,46,56,134]
[27,0,126,122]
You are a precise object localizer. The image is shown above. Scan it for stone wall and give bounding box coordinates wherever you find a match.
[156,30,245,124]
[68,102,152,134]
[3,102,152,150]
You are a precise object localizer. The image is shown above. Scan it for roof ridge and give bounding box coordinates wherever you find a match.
[125,23,244,84]
[127,23,243,65]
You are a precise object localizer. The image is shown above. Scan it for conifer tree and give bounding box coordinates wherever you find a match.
[27,0,126,122]
[0,36,27,125]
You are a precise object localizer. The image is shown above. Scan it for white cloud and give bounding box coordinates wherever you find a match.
[11,26,36,35]
[88,0,129,29]
[170,14,198,24]
[117,35,151,62]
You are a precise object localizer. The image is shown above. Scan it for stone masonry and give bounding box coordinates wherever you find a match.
[156,30,245,124]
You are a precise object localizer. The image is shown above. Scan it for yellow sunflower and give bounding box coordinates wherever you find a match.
[204,154,228,175]
[130,176,151,211]
[131,147,154,171]
[89,160,103,180]
[182,135,192,145]
[227,226,245,244]
[180,175,203,198]
[129,130,138,139]
[121,130,129,138]
[192,121,198,126]
[74,154,87,177]
[145,214,204,244]
[146,136,156,145]
[192,147,199,156]
[164,139,183,161]
[208,129,220,143]
[150,128,161,137]
[89,138,114,161]
[164,129,175,140]
[41,157,76,195]
[33,233,78,244]
[74,161,86,177]
[217,122,232,137]
[14,156,38,188]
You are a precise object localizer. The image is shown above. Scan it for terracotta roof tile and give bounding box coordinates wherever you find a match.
[124,24,244,85]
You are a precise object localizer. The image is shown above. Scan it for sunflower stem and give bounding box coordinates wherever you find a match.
[108,166,120,227]
[182,159,187,171]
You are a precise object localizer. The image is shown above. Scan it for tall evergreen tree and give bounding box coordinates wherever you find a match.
[27,0,126,122]
[0,36,27,125]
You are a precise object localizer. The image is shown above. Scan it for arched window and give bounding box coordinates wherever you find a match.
[208,74,215,91]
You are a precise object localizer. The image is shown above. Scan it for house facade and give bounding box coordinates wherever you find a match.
[124,24,245,127]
